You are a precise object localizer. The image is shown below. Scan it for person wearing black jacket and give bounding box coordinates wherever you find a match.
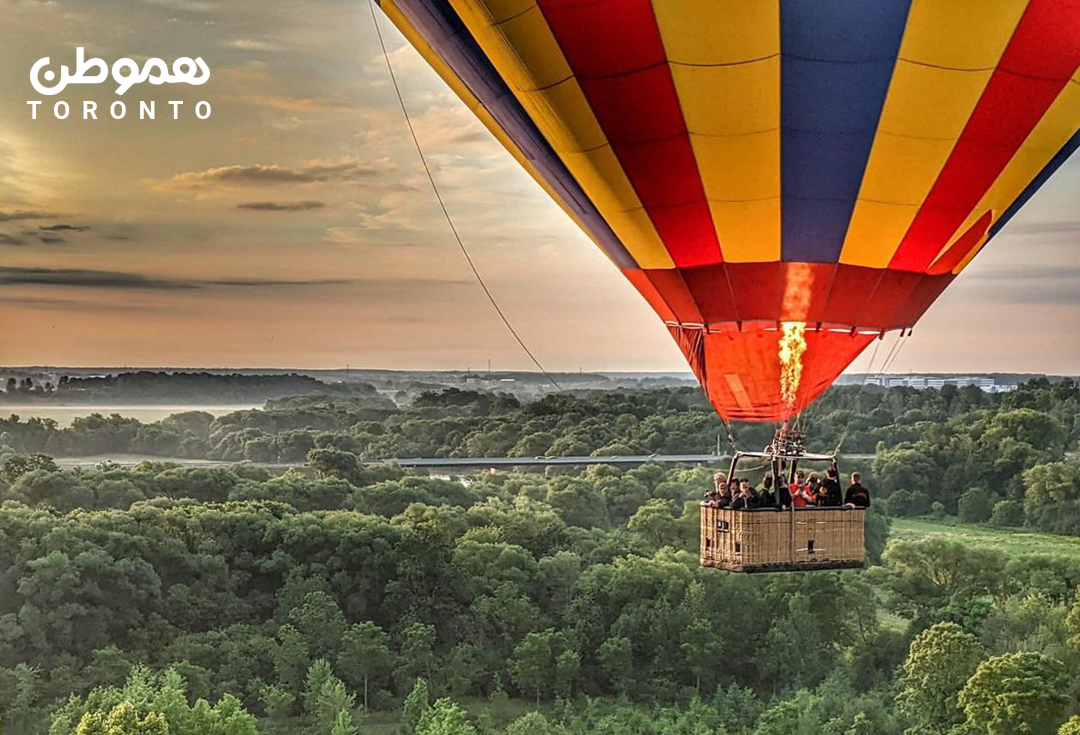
[819,465,843,507]
[775,475,792,509]
[757,475,777,508]
[731,481,760,510]
[844,472,871,508]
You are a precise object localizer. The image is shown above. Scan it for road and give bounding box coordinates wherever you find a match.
[52,452,875,470]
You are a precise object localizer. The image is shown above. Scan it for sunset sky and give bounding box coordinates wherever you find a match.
[2,0,1079,374]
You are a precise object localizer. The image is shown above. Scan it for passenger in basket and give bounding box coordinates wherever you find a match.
[730,479,759,510]
[819,465,843,507]
[703,472,731,507]
[775,474,792,509]
[757,475,777,508]
[844,473,871,508]
[714,480,732,508]
[791,470,816,508]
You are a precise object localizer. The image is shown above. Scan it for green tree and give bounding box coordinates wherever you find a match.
[897,622,986,734]
[337,622,391,711]
[76,702,169,735]
[680,619,722,695]
[258,685,295,725]
[288,592,347,661]
[959,652,1071,735]
[505,712,563,735]
[885,489,932,517]
[402,679,430,735]
[1058,717,1080,735]
[1068,587,1080,653]
[553,648,580,700]
[415,699,476,735]
[274,625,310,697]
[310,677,355,735]
[988,499,1024,527]
[958,489,994,524]
[511,630,553,705]
[301,660,335,719]
[598,636,632,695]
[0,453,57,483]
[330,710,358,735]
[626,499,679,548]
[1023,460,1080,535]
[396,623,436,690]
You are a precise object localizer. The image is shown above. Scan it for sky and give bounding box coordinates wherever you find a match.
[1,0,1078,375]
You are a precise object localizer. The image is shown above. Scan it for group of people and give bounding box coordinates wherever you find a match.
[703,466,871,511]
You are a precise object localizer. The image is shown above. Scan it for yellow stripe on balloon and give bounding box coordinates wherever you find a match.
[949,71,1080,274]
[380,0,612,259]
[447,0,674,268]
[653,0,781,262]
[839,0,1029,269]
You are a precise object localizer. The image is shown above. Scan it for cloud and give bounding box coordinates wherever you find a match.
[0,209,64,222]
[236,94,351,112]
[959,264,1080,305]
[0,266,469,293]
[236,201,326,212]
[150,157,390,190]
[0,266,196,290]
[142,0,220,13]
[966,264,1080,281]
[225,38,285,52]
[207,278,351,287]
[1004,220,1080,236]
[0,224,94,246]
[39,224,90,232]
[0,295,176,315]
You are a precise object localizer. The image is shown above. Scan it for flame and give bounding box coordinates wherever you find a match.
[779,321,808,413]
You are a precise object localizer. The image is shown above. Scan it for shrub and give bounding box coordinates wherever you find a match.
[989,499,1023,528]
[886,489,931,517]
[958,488,993,524]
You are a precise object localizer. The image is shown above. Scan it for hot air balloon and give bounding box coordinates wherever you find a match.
[374,0,1080,570]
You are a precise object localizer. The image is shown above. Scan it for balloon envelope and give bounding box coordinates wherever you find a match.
[378,0,1080,421]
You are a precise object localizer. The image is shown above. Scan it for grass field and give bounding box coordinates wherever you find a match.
[891,517,1080,558]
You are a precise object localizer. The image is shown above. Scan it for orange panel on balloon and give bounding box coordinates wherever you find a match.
[671,325,876,422]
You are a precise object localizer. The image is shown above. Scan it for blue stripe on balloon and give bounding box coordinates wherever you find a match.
[382,0,637,269]
[779,0,912,263]
[987,128,1080,239]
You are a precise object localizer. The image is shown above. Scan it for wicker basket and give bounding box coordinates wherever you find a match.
[700,505,865,573]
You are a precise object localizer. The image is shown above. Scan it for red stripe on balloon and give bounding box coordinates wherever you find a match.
[888,0,1080,273]
[638,262,955,331]
[643,268,711,324]
[926,211,992,276]
[536,0,722,267]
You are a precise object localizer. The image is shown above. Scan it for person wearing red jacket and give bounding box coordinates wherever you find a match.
[790,470,816,509]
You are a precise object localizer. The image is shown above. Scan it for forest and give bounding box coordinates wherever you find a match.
[0,372,395,406]
[1,379,1079,734]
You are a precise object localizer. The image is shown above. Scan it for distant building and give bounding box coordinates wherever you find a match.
[848,375,1016,393]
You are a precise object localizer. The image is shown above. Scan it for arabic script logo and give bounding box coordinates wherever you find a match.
[31,47,210,96]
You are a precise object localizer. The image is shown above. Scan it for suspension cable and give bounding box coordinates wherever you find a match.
[366,0,562,390]
[800,331,879,443]
[879,330,911,377]
[718,413,743,454]
[831,331,888,455]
